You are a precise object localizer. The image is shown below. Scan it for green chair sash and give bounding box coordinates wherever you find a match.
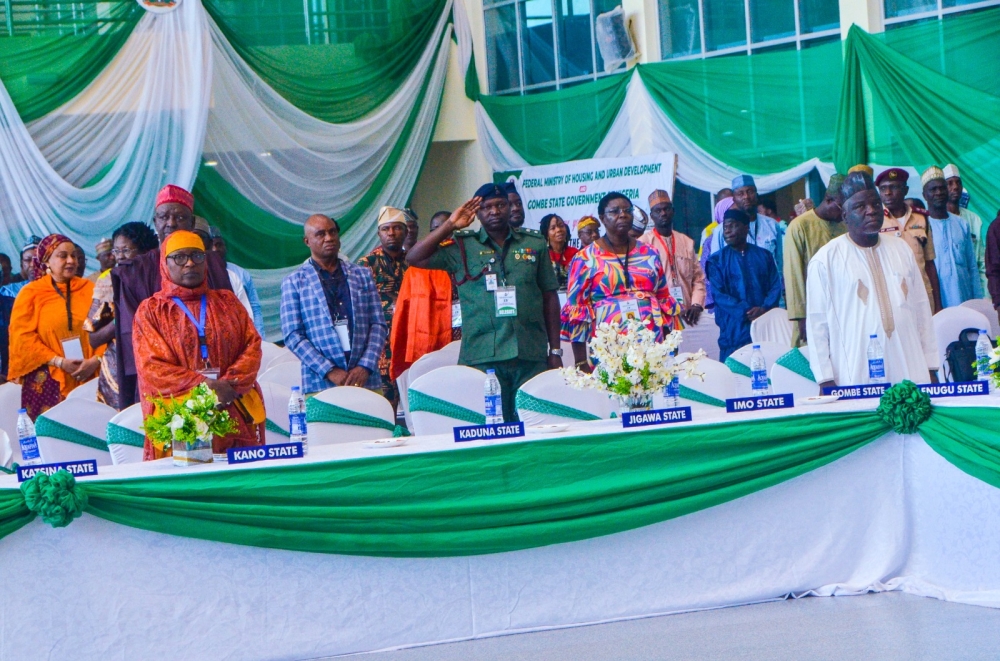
[35,417,108,452]
[678,385,727,407]
[515,390,602,421]
[775,348,817,382]
[265,419,290,438]
[408,389,485,425]
[105,424,145,448]
[307,398,409,437]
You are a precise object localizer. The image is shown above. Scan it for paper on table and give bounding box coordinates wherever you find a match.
[61,337,84,361]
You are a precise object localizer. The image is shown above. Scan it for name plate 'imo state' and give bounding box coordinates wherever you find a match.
[17,460,98,483]
[917,381,989,398]
[454,422,525,443]
[227,443,304,465]
[822,384,890,400]
[726,393,794,413]
[622,407,692,428]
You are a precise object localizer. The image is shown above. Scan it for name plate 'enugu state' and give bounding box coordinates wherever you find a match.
[227,442,304,465]
[454,422,525,443]
[822,384,890,400]
[17,459,98,483]
[622,407,692,428]
[726,393,795,413]
[917,381,989,398]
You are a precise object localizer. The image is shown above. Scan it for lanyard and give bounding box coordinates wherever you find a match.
[172,295,209,362]
[50,277,73,331]
[654,232,678,282]
[605,238,632,292]
[490,236,514,287]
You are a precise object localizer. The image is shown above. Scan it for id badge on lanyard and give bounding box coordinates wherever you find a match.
[618,297,640,321]
[451,302,463,328]
[495,286,517,317]
[334,318,351,350]
[172,295,219,379]
[669,284,684,306]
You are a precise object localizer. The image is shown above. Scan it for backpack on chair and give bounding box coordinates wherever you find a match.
[944,328,993,382]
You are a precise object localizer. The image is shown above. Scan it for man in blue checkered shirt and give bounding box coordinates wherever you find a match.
[280,215,388,395]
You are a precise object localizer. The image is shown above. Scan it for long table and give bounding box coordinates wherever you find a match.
[1,395,999,660]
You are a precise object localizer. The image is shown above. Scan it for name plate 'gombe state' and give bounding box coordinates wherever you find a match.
[917,381,989,398]
[17,459,98,483]
[622,407,692,428]
[726,393,794,413]
[227,442,304,464]
[454,422,525,443]
[822,384,890,400]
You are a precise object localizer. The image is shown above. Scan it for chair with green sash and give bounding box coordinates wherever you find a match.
[670,355,734,410]
[106,404,146,465]
[259,361,302,390]
[0,382,22,464]
[307,386,403,444]
[35,398,114,466]
[516,369,614,426]
[399,340,461,431]
[260,381,292,442]
[409,365,487,436]
[726,341,789,397]
[770,347,819,399]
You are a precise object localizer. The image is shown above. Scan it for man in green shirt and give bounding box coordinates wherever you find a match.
[407,183,563,422]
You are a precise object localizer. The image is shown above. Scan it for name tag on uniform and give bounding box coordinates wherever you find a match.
[334,319,350,349]
[669,286,684,306]
[485,273,498,291]
[619,298,640,320]
[451,302,462,328]
[495,286,517,317]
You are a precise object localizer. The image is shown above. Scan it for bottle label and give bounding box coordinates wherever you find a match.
[485,395,502,418]
[19,435,40,461]
[751,370,768,392]
[868,358,885,379]
[977,356,990,377]
[666,376,680,398]
[289,412,307,436]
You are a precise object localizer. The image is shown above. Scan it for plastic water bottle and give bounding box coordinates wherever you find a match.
[664,354,680,408]
[484,369,504,424]
[288,386,308,454]
[976,330,993,391]
[867,334,886,384]
[750,345,769,396]
[16,409,41,466]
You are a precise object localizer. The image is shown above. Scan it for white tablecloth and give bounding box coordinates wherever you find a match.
[1,398,999,660]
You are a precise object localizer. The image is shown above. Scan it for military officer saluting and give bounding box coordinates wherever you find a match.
[407,183,563,422]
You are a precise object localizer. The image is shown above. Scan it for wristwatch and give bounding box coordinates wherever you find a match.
[549,348,564,357]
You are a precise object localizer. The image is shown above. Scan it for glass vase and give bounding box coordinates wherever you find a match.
[172,437,214,467]
[616,393,654,413]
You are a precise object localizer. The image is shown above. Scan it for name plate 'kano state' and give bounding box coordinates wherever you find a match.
[917,381,989,398]
[822,384,890,400]
[726,394,795,413]
[227,443,304,465]
[622,407,692,428]
[454,422,525,443]
[17,460,98,483]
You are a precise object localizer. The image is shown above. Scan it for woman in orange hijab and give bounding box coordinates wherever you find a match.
[8,234,101,419]
[132,230,265,460]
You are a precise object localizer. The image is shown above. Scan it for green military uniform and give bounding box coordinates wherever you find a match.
[426,225,559,422]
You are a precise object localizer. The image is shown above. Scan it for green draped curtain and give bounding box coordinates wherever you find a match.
[203,0,448,123]
[0,0,143,121]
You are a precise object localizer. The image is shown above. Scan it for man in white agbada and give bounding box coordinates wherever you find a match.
[807,172,940,388]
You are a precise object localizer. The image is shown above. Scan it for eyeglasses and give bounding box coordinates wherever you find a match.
[111,247,137,258]
[605,206,634,218]
[167,251,207,266]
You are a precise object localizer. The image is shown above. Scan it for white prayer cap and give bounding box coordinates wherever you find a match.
[377,206,409,228]
[943,164,961,180]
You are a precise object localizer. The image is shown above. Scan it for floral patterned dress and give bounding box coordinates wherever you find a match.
[560,240,678,343]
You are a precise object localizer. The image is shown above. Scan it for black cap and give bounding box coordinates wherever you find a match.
[474,183,507,201]
[722,207,751,225]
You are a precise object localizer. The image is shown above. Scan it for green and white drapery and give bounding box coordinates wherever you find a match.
[0,0,466,338]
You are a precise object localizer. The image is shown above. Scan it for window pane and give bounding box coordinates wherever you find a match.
[884,0,936,19]
[942,0,980,8]
[704,0,747,51]
[556,0,594,78]
[750,0,795,42]
[660,0,702,57]
[799,0,839,33]
[520,0,556,86]
[485,4,520,93]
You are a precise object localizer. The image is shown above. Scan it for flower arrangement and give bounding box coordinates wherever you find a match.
[143,383,236,465]
[989,345,1000,390]
[563,319,704,408]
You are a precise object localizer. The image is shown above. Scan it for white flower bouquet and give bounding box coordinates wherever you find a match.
[143,383,237,466]
[562,319,705,410]
[989,346,1000,390]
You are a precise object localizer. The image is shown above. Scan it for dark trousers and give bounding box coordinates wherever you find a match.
[474,359,548,423]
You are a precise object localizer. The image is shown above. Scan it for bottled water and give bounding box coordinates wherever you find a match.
[484,369,504,424]
[16,409,41,466]
[664,353,680,408]
[288,386,308,454]
[976,329,993,390]
[867,334,886,384]
[750,345,769,396]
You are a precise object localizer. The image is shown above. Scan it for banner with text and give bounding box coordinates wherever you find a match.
[505,154,677,238]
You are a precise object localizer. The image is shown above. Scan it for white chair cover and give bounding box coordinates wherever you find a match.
[770,348,820,401]
[258,342,286,376]
[679,311,721,361]
[35,399,115,466]
[258,362,303,390]
[396,367,412,426]
[0,383,22,464]
[266,351,300,372]
[750,308,794,348]
[516,370,615,426]
[259,381,292,442]
[409,366,487,436]
[727,341,790,397]
[667,355,735,410]
[960,299,1000,338]
[933,306,991,379]
[0,431,12,471]
[402,341,461,430]
[106,404,145,465]
[309,386,396,445]
[66,378,99,402]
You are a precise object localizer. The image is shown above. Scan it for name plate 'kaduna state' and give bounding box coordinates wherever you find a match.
[822,384,890,400]
[622,407,692,428]
[917,381,989,398]
[454,422,525,443]
[17,460,98,483]
[726,393,795,413]
[227,442,304,465]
